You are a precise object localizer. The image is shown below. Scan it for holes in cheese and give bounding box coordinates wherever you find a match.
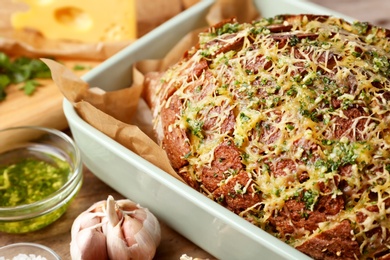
[54,7,92,30]
[11,0,137,43]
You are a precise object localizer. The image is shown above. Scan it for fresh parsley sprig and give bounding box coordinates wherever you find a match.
[0,52,52,101]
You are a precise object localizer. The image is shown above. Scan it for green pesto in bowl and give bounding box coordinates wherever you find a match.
[0,126,83,233]
[0,157,70,207]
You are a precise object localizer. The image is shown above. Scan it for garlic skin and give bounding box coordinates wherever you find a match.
[70,196,161,260]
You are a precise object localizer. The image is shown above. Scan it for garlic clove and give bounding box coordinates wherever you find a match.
[111,198,161,246]
[105,196,160,260]
[105,217,133,260]
[85,200,106,214]
[105,195,135,259]
[70,226,108,260]
[117,201,161,248]
[71,212,102,237]
[132,222,160,259]
[106,195,120,227]
[122,214,143,246]
[130,207,161,247]
[117,199,139,211]
[130,208,146,222]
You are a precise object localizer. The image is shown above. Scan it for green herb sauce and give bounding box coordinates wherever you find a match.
[0,157,70,207]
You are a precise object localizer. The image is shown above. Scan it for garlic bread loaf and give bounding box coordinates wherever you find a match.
[144,15,390,260]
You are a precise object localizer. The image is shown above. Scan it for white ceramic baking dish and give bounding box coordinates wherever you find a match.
[64,1,354,259]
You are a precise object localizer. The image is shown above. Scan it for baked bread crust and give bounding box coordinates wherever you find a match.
[144,14,390,259]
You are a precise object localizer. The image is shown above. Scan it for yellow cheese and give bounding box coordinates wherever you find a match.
[11,0,137,43]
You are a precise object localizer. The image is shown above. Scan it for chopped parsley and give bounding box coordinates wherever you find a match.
[0,52,52,101]
[302,190,318,210]
[352,21,369,35]
[289,35,300,47]
[186,118,204,139]
[217,23,240,36]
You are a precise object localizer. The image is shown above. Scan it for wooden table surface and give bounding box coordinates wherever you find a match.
[1,1,389,259]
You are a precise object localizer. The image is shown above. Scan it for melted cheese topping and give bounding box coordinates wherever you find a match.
[152,15,390,257]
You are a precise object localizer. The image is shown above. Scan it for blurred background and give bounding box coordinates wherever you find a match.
[310,0,390,28]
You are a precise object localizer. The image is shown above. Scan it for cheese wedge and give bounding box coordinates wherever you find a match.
[11,0,137,43]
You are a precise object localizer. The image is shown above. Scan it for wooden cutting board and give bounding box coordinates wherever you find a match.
[0,0,102,131]
[0,59,99,130]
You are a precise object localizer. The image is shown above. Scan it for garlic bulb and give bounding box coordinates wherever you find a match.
[70,195,161,260]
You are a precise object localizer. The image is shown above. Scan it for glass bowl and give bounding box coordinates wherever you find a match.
[0,242,61,260]
[0,126,83,233]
